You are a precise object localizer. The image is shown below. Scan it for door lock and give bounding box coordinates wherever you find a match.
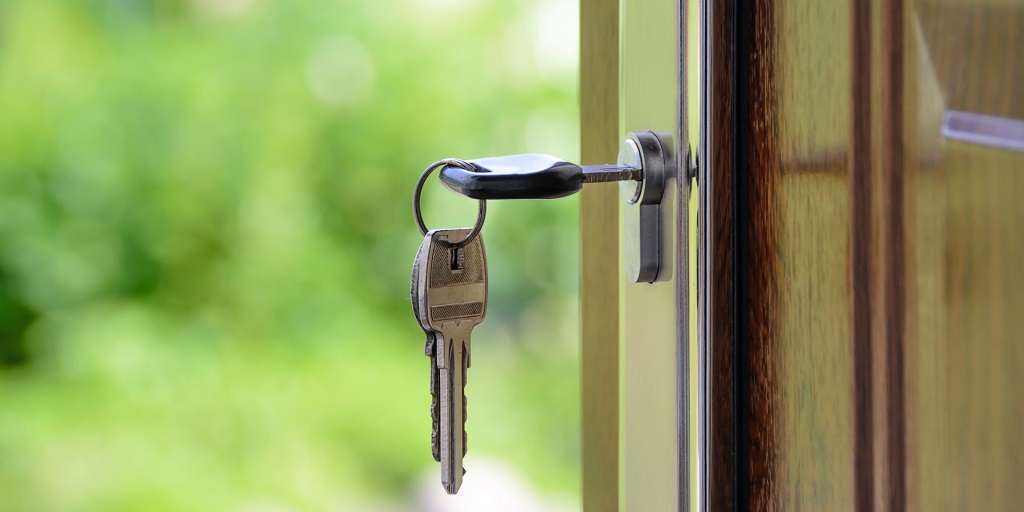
[433,131,673,283]
[616,132,671,283]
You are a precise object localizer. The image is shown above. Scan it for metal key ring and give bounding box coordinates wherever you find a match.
[413,158,486,248]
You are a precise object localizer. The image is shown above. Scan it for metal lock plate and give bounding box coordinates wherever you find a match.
[619,131,672,283]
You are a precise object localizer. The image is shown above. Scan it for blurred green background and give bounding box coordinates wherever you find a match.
[0,0,581,510]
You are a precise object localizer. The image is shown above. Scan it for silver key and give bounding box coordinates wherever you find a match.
[421,228,487,494]
[411,234,442,462]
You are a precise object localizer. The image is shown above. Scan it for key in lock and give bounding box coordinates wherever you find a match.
[409,131,677,495]
[437,131,675,283]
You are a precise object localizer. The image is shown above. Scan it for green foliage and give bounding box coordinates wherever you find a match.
[0,0,580,508]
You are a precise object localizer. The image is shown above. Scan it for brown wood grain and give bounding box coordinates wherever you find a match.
[750,0,861,508]
[880,0,906,509]
[706,0,737,508]
[708,0,1024,510]
[852,0,878,510]
[744,0,781,508]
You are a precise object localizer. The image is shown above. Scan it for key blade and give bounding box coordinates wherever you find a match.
[580,164,641,183]
[439,331,469,494]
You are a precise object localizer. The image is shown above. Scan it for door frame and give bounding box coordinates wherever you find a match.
[580,0,695,509]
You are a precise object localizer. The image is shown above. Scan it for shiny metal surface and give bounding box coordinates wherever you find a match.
[697,0,710,506]
[942,110,1024,153]
[618,139,644,203]
[619,131,672,283]
[683,1,700,509]
[418,228,488,495]
[413,160,486,248]
[581,164,643,183]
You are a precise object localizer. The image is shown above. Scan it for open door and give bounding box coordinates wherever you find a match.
[699,0,1024,510]
[581,0,1024,510]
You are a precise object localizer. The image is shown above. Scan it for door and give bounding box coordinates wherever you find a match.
[581,0,1024,510]
[700,0,1024,510]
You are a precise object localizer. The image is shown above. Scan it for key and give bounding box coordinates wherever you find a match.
[438,153,641,200]
[430,131,672,283]
[411,234,442,462]
[421,227,487,494]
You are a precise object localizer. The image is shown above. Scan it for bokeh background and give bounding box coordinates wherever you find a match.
[0,0,581,510]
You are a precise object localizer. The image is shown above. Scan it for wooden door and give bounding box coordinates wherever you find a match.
[701,0,1024,510]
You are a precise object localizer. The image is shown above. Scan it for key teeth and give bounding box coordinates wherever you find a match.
[463,394,468,456]
[429,345,441,462]
[441,468,467,495]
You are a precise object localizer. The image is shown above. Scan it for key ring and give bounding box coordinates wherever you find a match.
[413,158,486,248]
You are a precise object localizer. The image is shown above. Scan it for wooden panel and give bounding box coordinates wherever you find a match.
[746,0,862,509]
[580,0,619,509]
[704,0,1024,510]
[905,1,1024,510]
[702,0,737,509]
[705,0,865,509]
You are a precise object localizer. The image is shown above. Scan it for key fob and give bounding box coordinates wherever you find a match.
[438,154,585,200]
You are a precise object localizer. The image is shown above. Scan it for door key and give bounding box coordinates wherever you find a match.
[433,131,673,283]
[413,227,487,494]
[407,132,673,494]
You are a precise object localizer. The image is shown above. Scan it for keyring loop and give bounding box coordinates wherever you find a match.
[413,158,486,248]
